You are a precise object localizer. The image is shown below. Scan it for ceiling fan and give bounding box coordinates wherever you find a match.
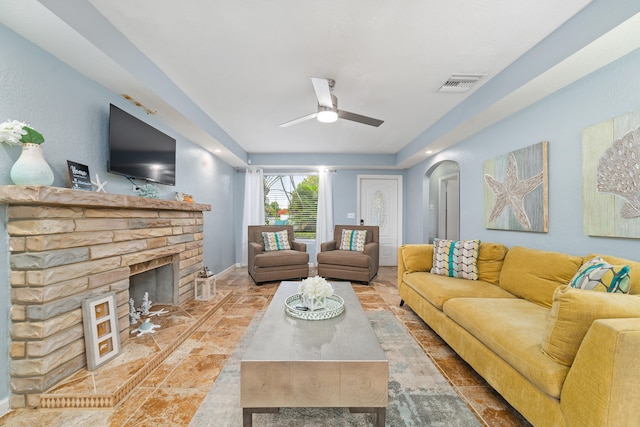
[278,77,384,128]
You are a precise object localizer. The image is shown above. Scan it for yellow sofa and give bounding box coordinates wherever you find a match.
[398,243,640,427]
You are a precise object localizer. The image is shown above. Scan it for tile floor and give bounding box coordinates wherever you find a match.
[0,266,531,427]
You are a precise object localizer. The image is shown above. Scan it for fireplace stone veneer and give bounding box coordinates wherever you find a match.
[0,186,211,408]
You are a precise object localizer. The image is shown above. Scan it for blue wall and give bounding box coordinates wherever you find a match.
[0,24,237,407]
[405,47,640,259]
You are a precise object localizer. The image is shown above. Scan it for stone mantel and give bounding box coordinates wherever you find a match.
[0,185,211,212]
[0,185,211,408]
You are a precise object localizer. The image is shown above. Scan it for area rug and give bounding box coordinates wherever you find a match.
[189,311,481,426]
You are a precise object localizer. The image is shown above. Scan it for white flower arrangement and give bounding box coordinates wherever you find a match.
[0,120,44,146]
[299,276,334,310]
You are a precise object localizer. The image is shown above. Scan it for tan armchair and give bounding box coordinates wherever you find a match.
[248,225,309,284]
[317,225,379,284]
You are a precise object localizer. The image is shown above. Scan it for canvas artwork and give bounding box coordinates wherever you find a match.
[483,141,548,232]
[582,110,640,238]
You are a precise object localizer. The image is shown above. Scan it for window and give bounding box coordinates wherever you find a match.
[264,174,318,239]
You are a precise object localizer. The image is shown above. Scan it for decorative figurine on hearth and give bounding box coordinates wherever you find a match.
[140,292,152,316]
[130,318,161,337]
[129,298,140,325]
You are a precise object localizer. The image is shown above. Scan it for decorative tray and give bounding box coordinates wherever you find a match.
[285,294,345,321]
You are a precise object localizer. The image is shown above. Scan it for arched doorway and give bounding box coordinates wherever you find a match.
[425,160,460,243]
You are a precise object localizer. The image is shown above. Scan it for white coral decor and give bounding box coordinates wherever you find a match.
[299,276,333,311]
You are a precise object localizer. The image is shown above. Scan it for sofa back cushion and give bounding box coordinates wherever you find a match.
[477,242,509,286]
[401,244,433,273]
[542,285,640,366]
[499,246,583,308]
[400,242,507,284]
[585,253,640,295]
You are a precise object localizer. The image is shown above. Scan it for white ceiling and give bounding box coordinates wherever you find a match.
[2,1,640,168]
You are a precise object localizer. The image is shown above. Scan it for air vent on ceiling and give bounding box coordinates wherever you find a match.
[438,73,485,93]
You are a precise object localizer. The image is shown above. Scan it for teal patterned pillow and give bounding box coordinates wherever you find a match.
[430,239,480,280]
[569,256,630,293]
[339,229,368,252]
[262,230,291,251]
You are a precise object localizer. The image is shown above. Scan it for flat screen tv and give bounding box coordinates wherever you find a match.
[108,104,176,186]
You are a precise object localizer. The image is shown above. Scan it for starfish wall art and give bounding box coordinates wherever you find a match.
[483,141,549,232]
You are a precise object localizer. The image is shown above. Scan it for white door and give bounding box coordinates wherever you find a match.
[358,175,403,266]
[438,173,459,240]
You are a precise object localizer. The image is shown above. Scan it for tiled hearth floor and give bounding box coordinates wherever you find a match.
[0,266,532,427]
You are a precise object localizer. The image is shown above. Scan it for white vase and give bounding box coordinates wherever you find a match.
[302,294,326,311]
[10,143,54,186]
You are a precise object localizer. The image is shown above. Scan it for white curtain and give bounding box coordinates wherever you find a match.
[241,168,265,266]
[315,168,334,264]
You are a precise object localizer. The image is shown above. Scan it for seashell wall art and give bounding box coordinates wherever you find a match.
[583,110,640,238]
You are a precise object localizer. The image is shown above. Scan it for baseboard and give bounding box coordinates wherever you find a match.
[0,396,9,418]
[215,264,240,278]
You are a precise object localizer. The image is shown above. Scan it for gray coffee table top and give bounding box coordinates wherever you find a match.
[242,281,387,363]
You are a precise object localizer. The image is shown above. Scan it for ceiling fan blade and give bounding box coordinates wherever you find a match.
[278,112,318,127]
[311,77,334,108]
[338,110,384,127]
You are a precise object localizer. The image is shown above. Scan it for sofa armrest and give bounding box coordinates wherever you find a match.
[321,240,337,252]
[398,246,407,288]
[291,240,306,252]
[363,242,379,272]
[248,241,263,255]
[560,317,640,427]
[247,241,263,274]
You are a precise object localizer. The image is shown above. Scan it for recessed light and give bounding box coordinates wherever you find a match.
[425,150,433,154]
[214,149,222,153]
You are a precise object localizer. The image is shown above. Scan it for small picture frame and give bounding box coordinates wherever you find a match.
[67,160,92,191]
[82,292,121,370]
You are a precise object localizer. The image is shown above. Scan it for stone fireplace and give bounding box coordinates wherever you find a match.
[0,186,211,408]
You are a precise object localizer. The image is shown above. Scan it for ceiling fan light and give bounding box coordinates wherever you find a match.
[317,107,338,123]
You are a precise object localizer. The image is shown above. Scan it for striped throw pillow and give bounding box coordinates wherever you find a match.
[430,239,480,280]
[339,229,368,252]
[262,230,291,251]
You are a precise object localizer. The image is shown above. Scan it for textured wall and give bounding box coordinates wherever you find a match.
[0,24,236,407]
[405,47,640,258]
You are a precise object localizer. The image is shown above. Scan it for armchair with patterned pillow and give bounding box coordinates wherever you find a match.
[317,225,379,284]
[248,225,309,284]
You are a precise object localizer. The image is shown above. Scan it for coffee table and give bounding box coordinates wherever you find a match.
[240,281,388,426]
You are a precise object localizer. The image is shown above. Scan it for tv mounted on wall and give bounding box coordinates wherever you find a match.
[108,104,176,186]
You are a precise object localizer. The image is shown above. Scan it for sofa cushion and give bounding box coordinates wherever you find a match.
[254,249,308,267]
[401,244,433,273]
[569,256,630,293]
[444,297,570,398]
[339,229,368,251]
[431,239,480,280]
[585,253,640,295]
[542,285,640,366]
[477,242,509,285]
[262,230,291,251]
[403,271,515,310]
[499,246,583,308]
[316,249,370,268]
